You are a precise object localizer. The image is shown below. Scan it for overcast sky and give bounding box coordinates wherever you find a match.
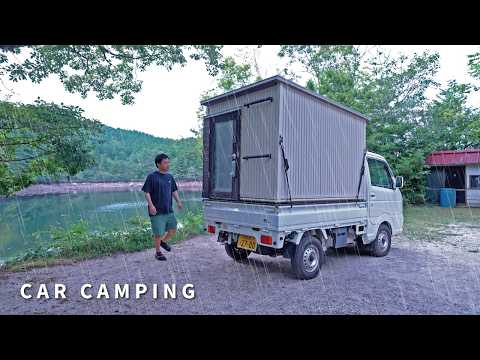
[1,45,479,139]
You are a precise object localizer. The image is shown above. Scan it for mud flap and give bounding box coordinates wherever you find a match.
[282,242,297,259]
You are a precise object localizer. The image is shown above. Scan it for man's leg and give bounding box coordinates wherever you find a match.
[151,214,167,259]
[154,234,165,252]
[159,213,177,251]
[164,213,177,243]
[162,228,176,243]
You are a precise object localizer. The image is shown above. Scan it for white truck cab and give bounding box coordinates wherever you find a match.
[365,151,404,241]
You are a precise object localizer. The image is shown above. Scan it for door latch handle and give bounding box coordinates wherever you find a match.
[230,153,237,177]
[370,193,376,198]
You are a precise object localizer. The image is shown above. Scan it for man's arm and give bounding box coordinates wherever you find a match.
[142,174,156,215]
[172,190,183,210]
[145,192,157,215]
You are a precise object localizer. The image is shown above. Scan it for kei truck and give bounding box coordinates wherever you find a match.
[201,75,404,280]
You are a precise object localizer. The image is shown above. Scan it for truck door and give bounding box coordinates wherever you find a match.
[366,157,401,238]
[206,110,241,200]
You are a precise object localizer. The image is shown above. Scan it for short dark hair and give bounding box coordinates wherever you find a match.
[155,153,169,166]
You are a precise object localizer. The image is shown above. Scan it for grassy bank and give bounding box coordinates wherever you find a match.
[403,205,480,253]
[2,210,204,272]
[4,205,478,271]
[404,205,480,241]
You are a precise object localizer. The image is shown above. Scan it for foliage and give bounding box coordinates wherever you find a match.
[192,55,258,165]
[468,51,480,80]
[0,45,224,194]
[280,45,480,203]
[39,125,203,182]
[216,56,255,92]
[426,81,480,150]
[0,45,223,105]
[0,100,102,195]
[280,45,363,107]
[4,210,205,271]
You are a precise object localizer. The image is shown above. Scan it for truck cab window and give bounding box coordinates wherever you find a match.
[368,158,393,189]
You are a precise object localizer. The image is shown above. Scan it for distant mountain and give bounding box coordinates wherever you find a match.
[40,125,202,182]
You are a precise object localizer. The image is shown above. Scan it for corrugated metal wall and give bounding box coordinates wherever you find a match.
[466,165,480,207]
[207,84,280,200]
[277,83,367,201]
[204,80,367,202]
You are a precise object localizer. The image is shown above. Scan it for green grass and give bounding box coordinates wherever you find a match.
[4,205,478,271]
[2,210,205,272]
[404,205,480,242]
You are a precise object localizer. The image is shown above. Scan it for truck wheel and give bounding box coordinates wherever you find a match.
[370,224,392,257]
[225,243,251,261]
[291,234,324,280]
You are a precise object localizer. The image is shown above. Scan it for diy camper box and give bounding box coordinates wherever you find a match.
[201,76,404,280]
[201,75,368,203]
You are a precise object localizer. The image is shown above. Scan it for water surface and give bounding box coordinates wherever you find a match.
[0,190,202,261]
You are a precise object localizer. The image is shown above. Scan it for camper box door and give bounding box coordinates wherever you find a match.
[203,110,241,200]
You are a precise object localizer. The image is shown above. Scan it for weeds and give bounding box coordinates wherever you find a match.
[3,210,205,271]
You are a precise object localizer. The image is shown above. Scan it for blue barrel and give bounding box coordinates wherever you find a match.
[439,188,456,208]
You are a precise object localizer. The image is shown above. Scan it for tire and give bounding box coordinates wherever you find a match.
[354,237,370,255]
[291,233,325,280]
[369,224,392,257]
[225,243,251,261]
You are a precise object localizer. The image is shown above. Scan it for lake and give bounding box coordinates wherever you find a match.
[0,190,202,262]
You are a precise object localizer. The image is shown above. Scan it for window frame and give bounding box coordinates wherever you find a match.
[367,157,395,190]
[470,175,480,190]
[207,109,241,200]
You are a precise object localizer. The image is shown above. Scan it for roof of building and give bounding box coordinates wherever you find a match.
[426,149,480,166]
[200,75,369,121]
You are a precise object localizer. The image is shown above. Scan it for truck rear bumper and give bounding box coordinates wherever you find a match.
[203,199,368,249]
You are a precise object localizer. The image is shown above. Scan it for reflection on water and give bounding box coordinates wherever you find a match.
[0,190,202,261]
[97,196,202,212]
[97,202,144,212]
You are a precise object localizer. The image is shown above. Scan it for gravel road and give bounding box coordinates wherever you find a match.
[1,234,479,314]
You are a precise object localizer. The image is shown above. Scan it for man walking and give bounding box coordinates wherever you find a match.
[142,153,183,261]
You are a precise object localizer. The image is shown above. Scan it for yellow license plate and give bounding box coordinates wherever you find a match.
[237,235,257,251]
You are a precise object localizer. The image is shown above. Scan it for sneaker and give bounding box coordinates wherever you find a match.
[160,241,171,252]
[155,251,167,261]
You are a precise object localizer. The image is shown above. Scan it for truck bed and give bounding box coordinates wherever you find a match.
[203,199,368,233]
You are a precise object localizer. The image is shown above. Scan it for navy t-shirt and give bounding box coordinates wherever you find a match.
[141,171,178,215]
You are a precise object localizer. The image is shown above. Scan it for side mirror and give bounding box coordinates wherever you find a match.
[395,176,404,189]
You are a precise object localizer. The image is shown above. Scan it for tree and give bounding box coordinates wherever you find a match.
[279,45,442,202]
[426,80,480,150]
[191,56,258,166]
[216,56,255,92]
[0,45,224,194]
[0,45,223,105]
[279,45,363,108]
[468,51,480,80]
[0,100,102,195]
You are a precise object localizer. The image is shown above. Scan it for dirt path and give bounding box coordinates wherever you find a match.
[1,235,479,314]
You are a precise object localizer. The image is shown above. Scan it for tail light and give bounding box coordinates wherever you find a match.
[207,225,216,234]
[260,234,273,245]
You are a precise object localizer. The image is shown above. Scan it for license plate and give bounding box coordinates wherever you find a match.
[237,235,257,251]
